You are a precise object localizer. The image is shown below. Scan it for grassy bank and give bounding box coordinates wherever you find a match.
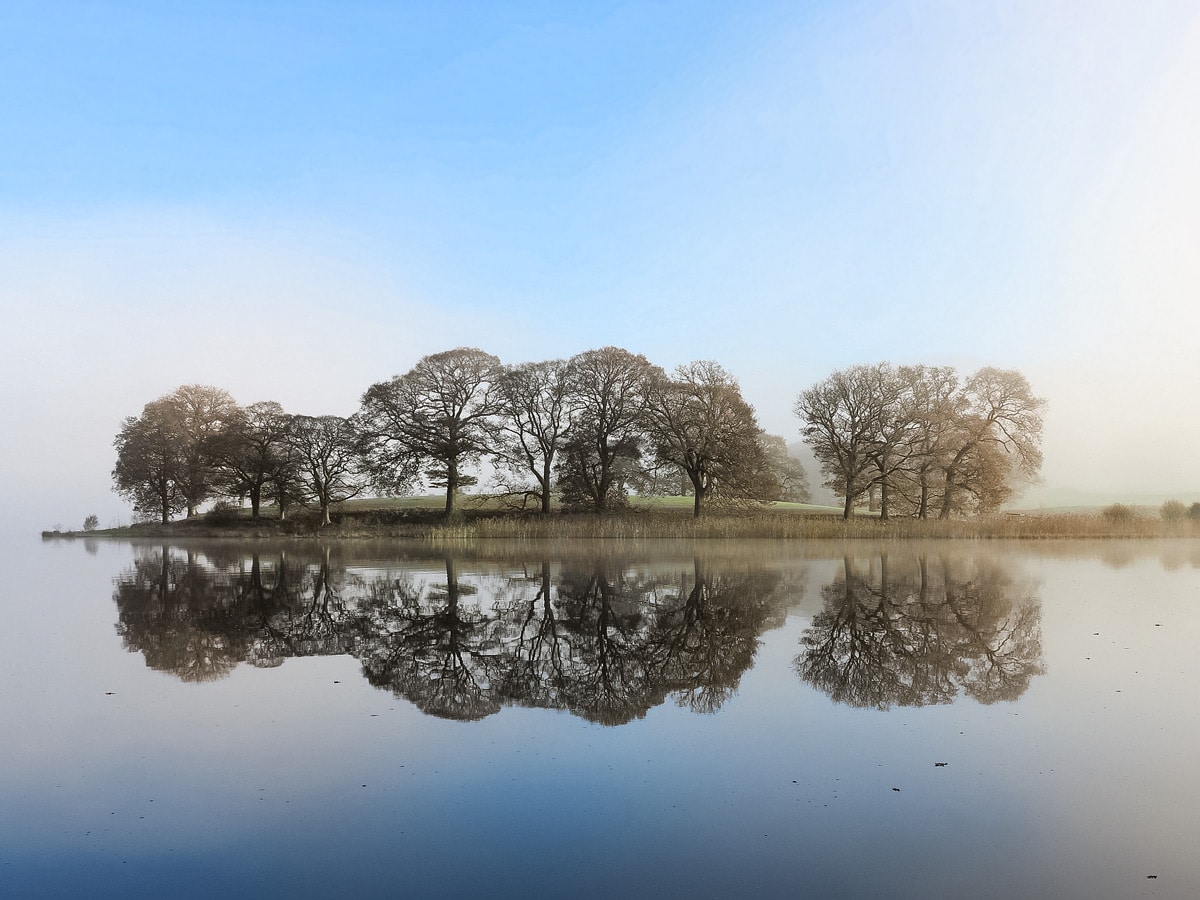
[42,495,1200,542]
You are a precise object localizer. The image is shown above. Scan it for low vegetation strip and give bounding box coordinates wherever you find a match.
[427,511,1193,542]
[43,497,1200,542]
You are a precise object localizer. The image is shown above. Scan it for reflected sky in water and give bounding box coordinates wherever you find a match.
[2,538,1197,898]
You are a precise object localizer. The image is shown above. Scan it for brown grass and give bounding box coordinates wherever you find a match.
[60,496,1200,543]
[424,510,1198,545]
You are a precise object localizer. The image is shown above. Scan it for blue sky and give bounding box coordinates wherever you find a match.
[4,0,1200,529]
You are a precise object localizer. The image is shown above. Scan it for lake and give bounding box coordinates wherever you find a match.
[2,537,1197,899]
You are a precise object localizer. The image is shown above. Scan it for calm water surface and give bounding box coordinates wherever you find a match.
[2,537,1197,899]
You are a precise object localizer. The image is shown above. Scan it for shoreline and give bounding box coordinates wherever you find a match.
[40,509,1200,542]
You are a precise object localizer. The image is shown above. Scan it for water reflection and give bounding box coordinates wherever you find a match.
[113,546,788,723]
[113,544,1044,721]
[795,553,1044,709]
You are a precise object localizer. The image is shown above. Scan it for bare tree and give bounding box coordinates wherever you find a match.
[890,365,960,519]
[209,401,293,519]
[646,361,773,517]
[162,384,240,517]
[492,359,574,514]
[359,348,502,516]
[286,415,366,526]
[861,364,916,522]
[937,368,1044,519]
[557,347,661,512]
[113,399,188,524]
[794,364,894,520]
[796,364,1044,520]
[759,433,811,504]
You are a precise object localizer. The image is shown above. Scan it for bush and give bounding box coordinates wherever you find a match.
[1189,503,1200,521]
[82,515,99,532]
[1101,503,1137,522]
[204,501,244,526]
[1160,500,1188,521]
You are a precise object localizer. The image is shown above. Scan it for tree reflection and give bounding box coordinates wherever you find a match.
[487,561,570,712]
[114,546,249,682]
[796,553,1044,708]
[359,557,502,721]
[111,547,788,724]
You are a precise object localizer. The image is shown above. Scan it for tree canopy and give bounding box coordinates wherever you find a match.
[110,349,1041,524]
[794,363,1045,519]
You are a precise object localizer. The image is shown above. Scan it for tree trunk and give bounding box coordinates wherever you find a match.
[537,462,553,515]
[249,486,261,520]
[843,492,854,520]
[938,468,955,519]
[445,457,458,516]
[879,480,890,522]
[693,483,705,518]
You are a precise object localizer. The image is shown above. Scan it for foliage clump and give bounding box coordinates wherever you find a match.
[1160,499,1188,521]
[1101,503,1137,522]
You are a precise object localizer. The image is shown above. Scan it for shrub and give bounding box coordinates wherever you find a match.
[1190,503,1200,521]
[204,501,244,526]
[1160,500,1188,521]
[82,515,99,532]
[1101,503,1137,522]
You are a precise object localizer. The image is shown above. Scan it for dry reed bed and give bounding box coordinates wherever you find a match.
[426,512,1198,545]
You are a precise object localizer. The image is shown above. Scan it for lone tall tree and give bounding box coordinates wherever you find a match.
[359,348,502,516]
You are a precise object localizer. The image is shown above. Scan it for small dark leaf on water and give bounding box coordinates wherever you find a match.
[104,692,115,695]
[892,787,900,792]
[935,762,948,767]
[1147,874,1158,879]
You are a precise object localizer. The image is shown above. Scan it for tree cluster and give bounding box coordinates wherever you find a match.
[795,363,1044,519]
[113,347,808,524]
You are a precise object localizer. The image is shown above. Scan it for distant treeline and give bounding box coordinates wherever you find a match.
[111,347,1043,526]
